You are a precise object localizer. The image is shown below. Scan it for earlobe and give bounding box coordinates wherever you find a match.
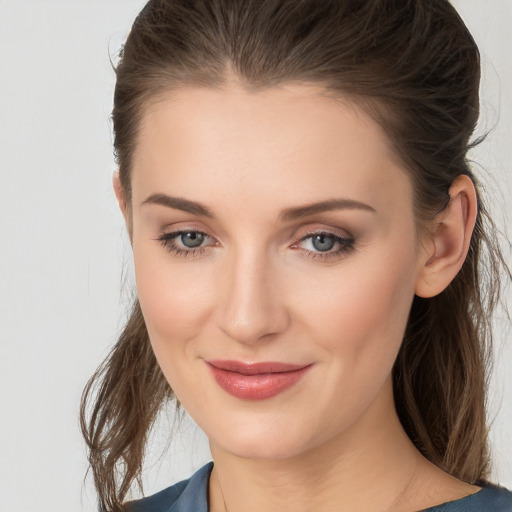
[415,175,477,298]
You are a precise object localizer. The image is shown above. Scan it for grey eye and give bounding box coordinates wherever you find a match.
[180,232,205,248]
[311,234,336,252]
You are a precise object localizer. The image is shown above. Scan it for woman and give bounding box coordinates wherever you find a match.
[81,1,512,511]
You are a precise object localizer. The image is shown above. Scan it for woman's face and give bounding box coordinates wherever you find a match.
[127,83,428,460]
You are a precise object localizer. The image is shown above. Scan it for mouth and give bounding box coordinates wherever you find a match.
[205,360,313,400]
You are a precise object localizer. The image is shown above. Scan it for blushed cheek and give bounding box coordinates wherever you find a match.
[296,252,417,364]
[133,248,215,353]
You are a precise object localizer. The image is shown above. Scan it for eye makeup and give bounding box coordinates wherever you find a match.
[157,230,216,257]
[156,226,356,262]
[291,230,355,261]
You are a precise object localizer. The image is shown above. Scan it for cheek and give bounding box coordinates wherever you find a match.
[132,241,215,353]
[291,246,417,366]
[280,247,418,438]
[132,244,221,405]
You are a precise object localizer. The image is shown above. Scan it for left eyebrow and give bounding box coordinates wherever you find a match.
[279,199,376,222]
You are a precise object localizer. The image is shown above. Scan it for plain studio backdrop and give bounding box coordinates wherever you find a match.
[0,1,510,511]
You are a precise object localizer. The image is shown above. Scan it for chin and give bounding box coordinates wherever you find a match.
[223,438,301,461]
[208,415,319,461]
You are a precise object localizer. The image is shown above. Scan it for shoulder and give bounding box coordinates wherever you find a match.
[122,462,213,512]
[422,483,512,512]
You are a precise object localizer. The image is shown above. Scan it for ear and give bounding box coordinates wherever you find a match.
[415,174,477,298]
[113,171,131,231]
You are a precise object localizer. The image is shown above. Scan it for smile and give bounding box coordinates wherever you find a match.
[205,360,313,400]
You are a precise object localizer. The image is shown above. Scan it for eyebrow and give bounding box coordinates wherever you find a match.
[142,193,214,217]
[279,198,376,221]
[141,193,376,220]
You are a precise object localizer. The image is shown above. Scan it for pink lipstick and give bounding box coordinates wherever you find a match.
[206,360,313,400]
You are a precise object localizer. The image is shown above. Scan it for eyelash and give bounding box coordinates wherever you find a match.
[292,231,355,260]
[156,229,355,261]
[157,230,214,258]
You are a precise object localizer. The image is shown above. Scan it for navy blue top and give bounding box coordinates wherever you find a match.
[124,462,512,511]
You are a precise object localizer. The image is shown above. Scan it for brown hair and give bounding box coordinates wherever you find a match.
[80,1,510,510]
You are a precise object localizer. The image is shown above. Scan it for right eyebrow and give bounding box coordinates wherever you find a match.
[141,193,215,218]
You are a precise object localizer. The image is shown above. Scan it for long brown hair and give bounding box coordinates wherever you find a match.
[80,1,510,510]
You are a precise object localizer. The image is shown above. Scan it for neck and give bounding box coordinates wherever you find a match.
[208,380,426,512]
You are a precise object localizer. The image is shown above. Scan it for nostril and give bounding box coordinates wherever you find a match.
[217,296,290,345]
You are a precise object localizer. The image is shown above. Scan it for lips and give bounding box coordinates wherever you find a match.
[206,360,313,400]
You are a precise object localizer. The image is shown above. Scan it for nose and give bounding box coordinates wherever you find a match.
[216,248,290,345]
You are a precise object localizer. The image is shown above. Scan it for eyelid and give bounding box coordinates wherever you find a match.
[289,232,354,251]
[292,224,354,243]
[155,225,219,259]
[157,229,217,244]
[287,224,356,261]
[158,220,217,237]
[155,223,356,261]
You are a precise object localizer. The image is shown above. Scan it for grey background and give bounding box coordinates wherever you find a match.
[0,1,510,510]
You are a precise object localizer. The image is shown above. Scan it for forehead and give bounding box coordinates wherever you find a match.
[131,83,412,215]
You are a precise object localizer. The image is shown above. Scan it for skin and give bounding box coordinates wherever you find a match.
[115,80,479,512]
